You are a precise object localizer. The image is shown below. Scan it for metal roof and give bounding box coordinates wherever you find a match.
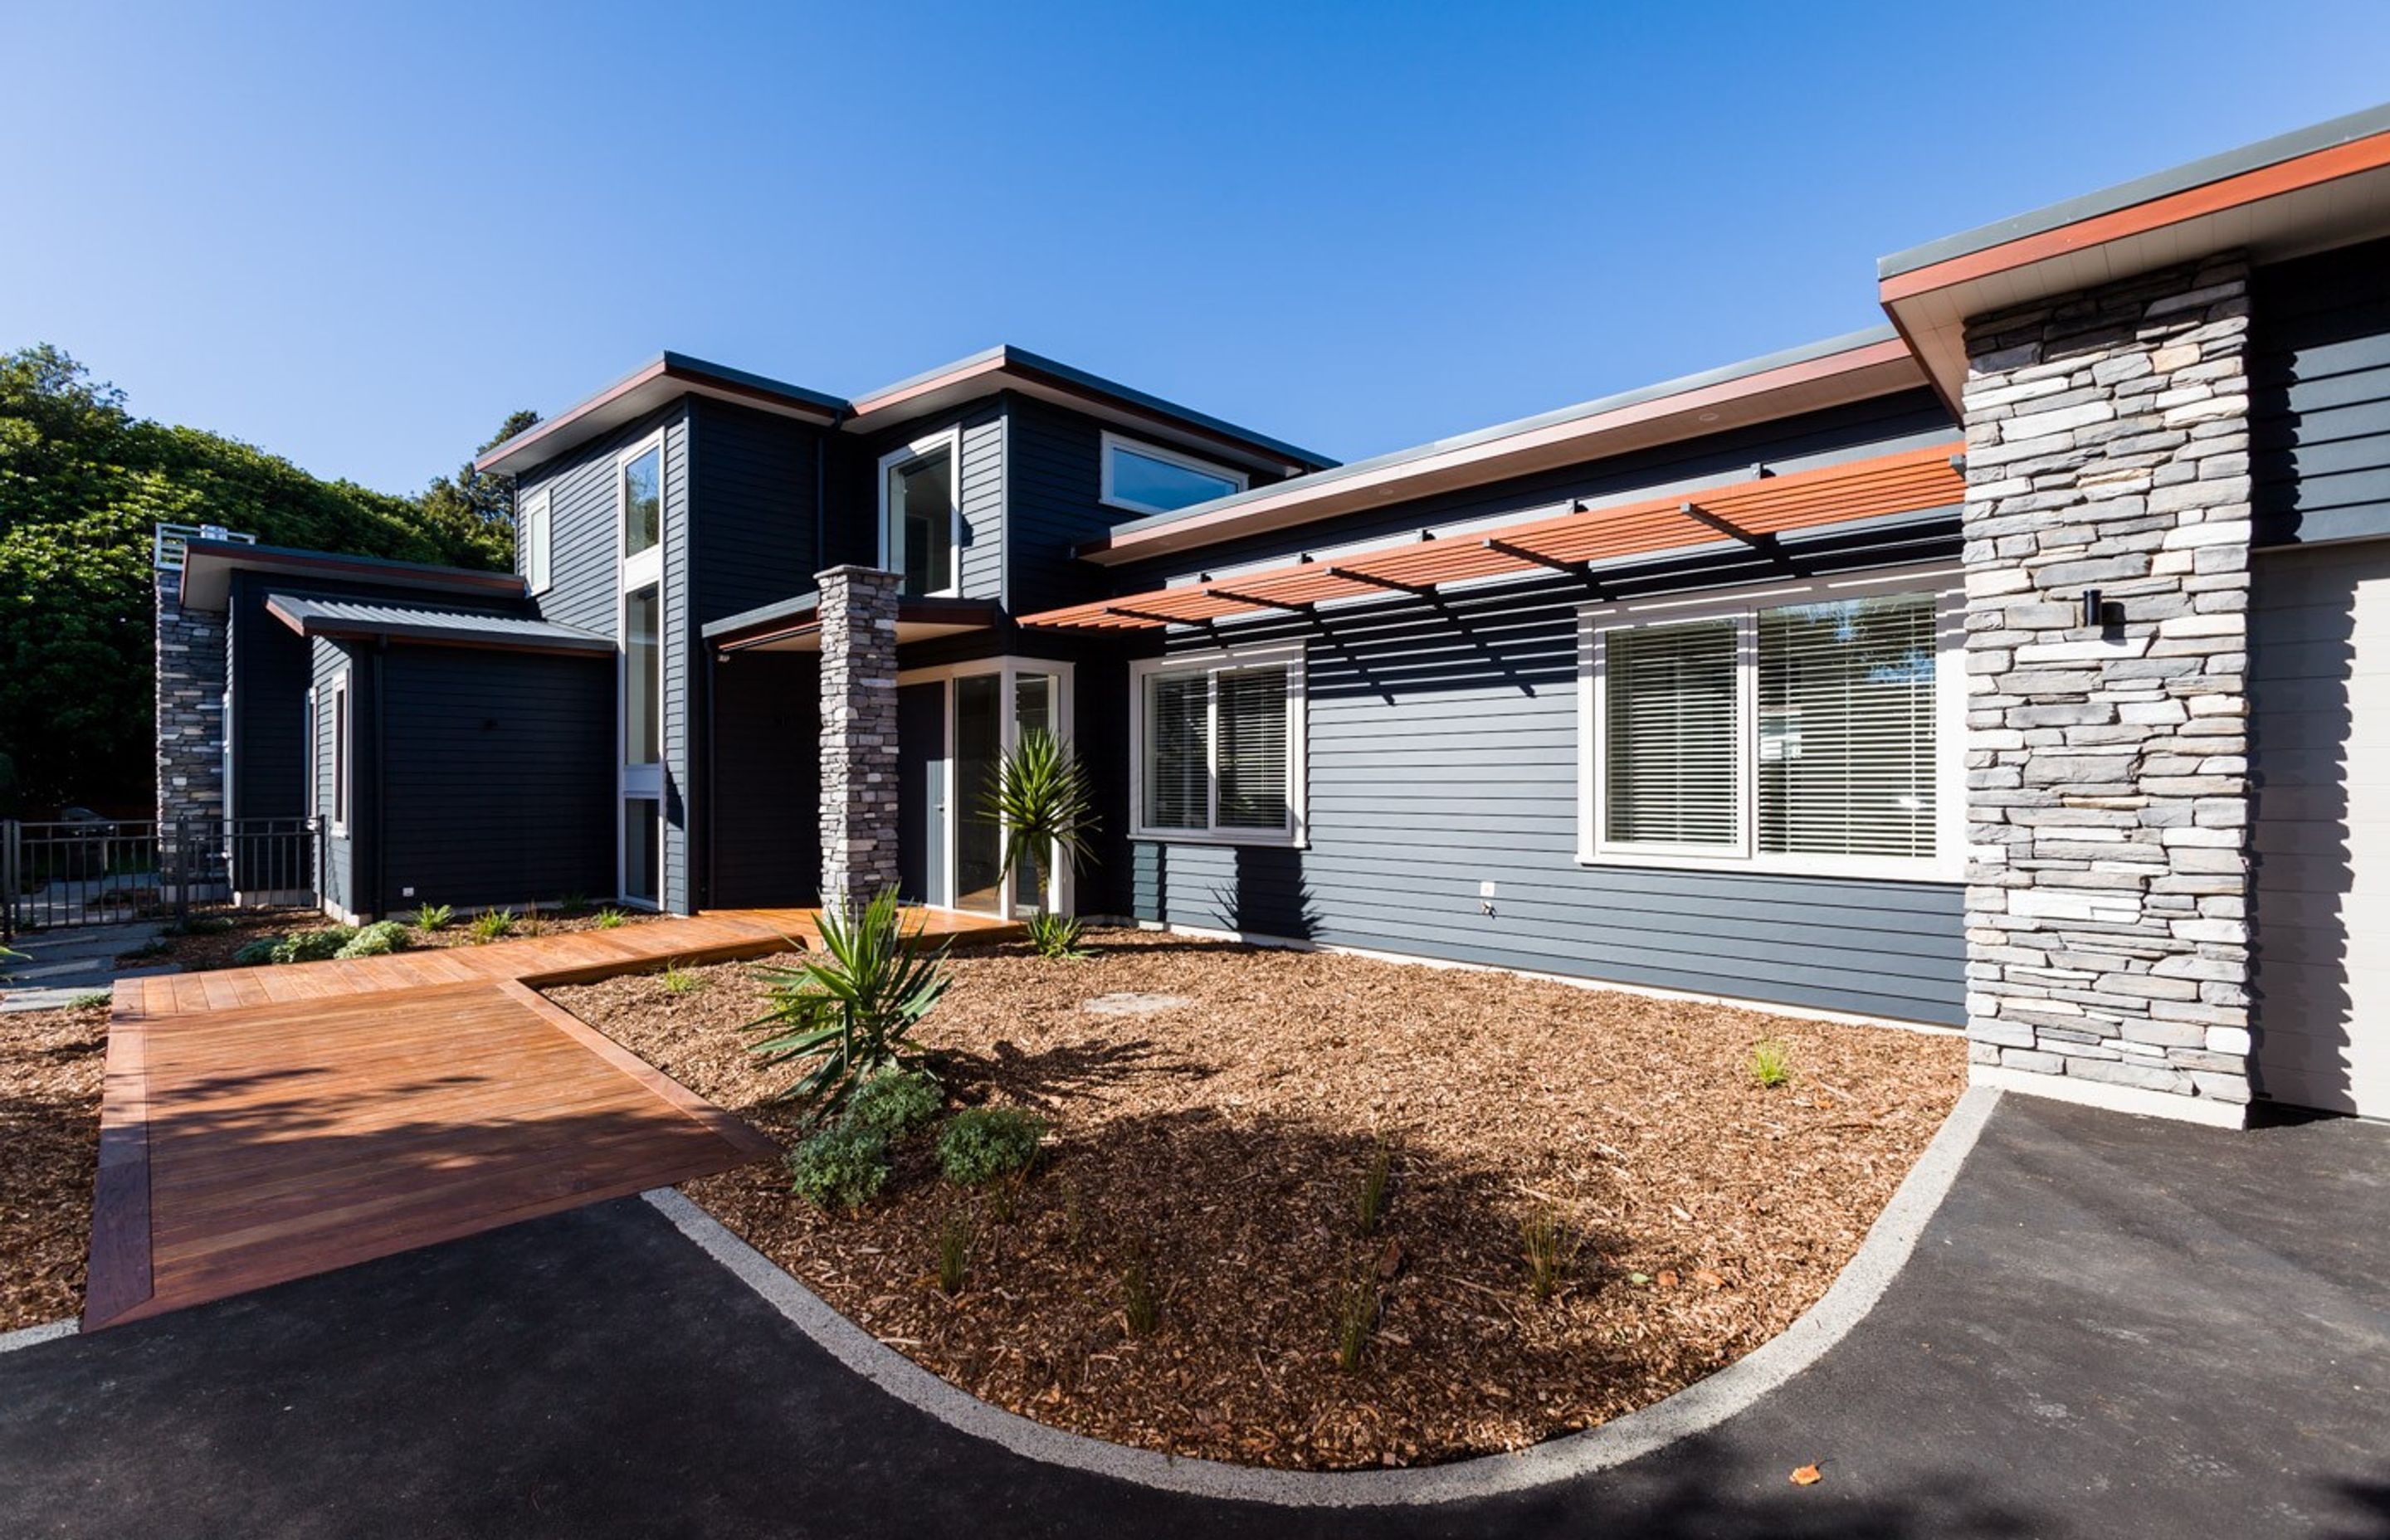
[263,592,612,655]
[178,539,524,612]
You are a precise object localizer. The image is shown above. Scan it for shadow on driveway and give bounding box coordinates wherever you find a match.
[1,1094,2383,1538]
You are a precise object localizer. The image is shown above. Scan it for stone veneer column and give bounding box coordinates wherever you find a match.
[1960,253,2256,1122]
[816,565,901,917]
[155,553,227,832]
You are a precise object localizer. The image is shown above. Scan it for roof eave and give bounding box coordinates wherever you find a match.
[474,353,846,478]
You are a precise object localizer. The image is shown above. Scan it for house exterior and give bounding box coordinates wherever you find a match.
[159,103,2390,1128]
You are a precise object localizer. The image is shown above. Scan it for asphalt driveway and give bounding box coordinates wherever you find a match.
[2,1094,2383,1539]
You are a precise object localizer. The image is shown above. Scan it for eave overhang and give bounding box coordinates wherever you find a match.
[704,592,1005,655]
[263,593,612,657]
[1879,102,2390,408]
[474,353,846,477]
[178,540,524,613]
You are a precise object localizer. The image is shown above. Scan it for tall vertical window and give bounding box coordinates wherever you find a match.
[524,488,553,595]
[1583,575,1956,878]
[623,585,661,766]
[622,447,661,558]
[329,673,351,832]
[1134,650,1305,843]
[881,434,958,597]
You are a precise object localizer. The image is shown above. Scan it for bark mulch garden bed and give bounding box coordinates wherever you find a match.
[0,1001,106,1332]
[122,904,661,972]
[548,928,1965,1471]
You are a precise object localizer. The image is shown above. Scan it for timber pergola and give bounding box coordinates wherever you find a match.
[1018,441,1965,631]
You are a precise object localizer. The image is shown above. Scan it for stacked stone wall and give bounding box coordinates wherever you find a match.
[816,565,900,914]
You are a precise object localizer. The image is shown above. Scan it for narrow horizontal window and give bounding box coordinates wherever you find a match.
[1103,433,1247,515]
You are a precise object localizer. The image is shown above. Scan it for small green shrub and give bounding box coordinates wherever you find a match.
[1022,910,1090,961]
[842,1067,944,1140]
[410,903,454,933]
[787,1125,891,1213]
[335,920,411,959]
[232,938,280,967]
[165,914,233,937]
[936,1210,974,1295]
[937,1107,1046,1187]
[1119,1250,1160,1338]
[272,926,356,964]
[519,909,548,938]
[1749,1037,1792,1089]
[660,962,705,996]
[470,909,516,943]
[1520,1204,1578,1302]
[1355,1135,1393,1236]
[594,908,627,929]
[1334,1275,1381,1372]
[71,991,114,1011]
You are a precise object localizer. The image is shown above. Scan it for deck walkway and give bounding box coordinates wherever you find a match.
[90,907,1017,1330]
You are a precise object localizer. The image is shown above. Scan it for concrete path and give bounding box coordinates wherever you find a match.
[0,920,173,1013]
[1,1094,2383,1538]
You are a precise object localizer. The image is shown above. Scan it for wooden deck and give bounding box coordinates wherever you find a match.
[89,907,1017,1330]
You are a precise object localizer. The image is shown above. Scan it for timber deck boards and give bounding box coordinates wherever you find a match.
[88,908,1017,1330]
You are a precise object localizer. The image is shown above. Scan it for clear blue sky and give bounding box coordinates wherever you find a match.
[7,2,2385,495]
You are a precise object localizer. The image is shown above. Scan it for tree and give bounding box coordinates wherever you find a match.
[0,344,526,812]
[415,407,539,570]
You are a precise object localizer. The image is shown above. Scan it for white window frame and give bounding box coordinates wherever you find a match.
[328,669,352,836]
[523,485,553,596]
[304,685,319,822]
[1100,431,1250,516]
[878,428,963,598]
[1578,563,1963,883]
[895,656,1078,919]
[1128,641,1307,848]
[616,430,666,909]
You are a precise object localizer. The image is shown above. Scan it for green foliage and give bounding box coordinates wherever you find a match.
[936,1106,1046,1187]
[410,903,454,933]
[335,920,411,959]
[786,1124,891,1214]
[71,991,113,1011]
[593,908,627,929]
[841,1066,944,1140]
[747,889,951,1117]
[164,914,233,937]
[470,908,516,943]
[232,938,280,967]
[557,893,591,916]
[1520,1204,1578,1302]
[1119,1250,1160,1338]
[0,346,526,808]
[519,909,548,938]
[936,1209,974,1294]
[1355,1136,1393,1236]
[271,925,356,964]
[1749,1037,1792,1089]
[1334,1276,1381,1372]
[1022,910,1090,962]
[985,728,1098,935]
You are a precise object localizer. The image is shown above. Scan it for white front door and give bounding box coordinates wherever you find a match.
[905,659,1071,919]
[2251,542,2390,1116]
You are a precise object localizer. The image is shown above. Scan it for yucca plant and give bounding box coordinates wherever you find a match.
[986,727,1098,957]
[747,888,951,1118]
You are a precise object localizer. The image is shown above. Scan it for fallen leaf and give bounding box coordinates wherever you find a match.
[1693,1267,1724,1290]
[1790,1464,1823,1487]
[1376,1238,1405,1280]
[1656,1270,1679,1288]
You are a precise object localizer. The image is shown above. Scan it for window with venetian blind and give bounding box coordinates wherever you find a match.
[1588,584,1949,875]
[1136,653,1302,842]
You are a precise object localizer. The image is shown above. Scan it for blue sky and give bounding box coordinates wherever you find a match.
[6,2,2386,494]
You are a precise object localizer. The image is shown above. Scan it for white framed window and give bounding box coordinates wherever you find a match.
[304,686,319,821]
[1100,431,1247,516]
[1579,565,1963,882]
[523,486,553,595]
[617,430,666,909]
[329,670,352,836]
[1129,643,1305,846]
[895,655,1079,920]
[879,429,961,597]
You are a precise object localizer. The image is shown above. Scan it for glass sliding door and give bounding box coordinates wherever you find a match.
[952,672,1004,914]
[1012,671,1056,911]
[906,660,1071,919]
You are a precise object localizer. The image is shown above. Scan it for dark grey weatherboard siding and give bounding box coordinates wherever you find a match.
[310,637,367,921]
[2254,236,2390,547]
[376,647,613,914]
[1127,577,1965,1025]
[709,651,820,909]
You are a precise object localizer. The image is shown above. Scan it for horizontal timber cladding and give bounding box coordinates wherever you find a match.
[376,645,614,914]
[2253,236,2390,546]
[310,637,364,920]
[687,397,826,624]
[840,401,1007,602]
[710,650,821,909]
[1124,573,1966,1024]
[518,402,687,637]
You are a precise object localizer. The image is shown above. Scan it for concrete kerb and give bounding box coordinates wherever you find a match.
[0,1319,78,1356]
[646,1083,2004,1508]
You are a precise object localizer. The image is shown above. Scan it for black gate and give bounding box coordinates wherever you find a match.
[0,817,319,938]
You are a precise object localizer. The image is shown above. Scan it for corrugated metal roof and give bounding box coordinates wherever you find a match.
[264,592,612,655]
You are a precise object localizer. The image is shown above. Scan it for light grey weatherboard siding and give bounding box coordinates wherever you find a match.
[1123,560,1966,1027]
[2254,236,2390,548]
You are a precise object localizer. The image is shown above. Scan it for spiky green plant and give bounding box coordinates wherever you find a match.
[986,727,1098,938]
[937,1209,974,1294]
[471,908,516,943]
[1022,909,1090,961]
[594,907,627,929]
[411,902,454,933]
[747,889,951,1118]
[1521,1203,1578,1302]
[1334,1274,1381,1372]
[1749,1037,1792,1089]
[661,961,705,995]
[1355,1135,1394,1236]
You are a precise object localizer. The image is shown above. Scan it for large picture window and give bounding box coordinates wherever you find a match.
[1583,572,1958,880]
[1133,648,1305,844]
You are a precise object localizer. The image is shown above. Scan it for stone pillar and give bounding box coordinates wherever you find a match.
[816,565,901,917]
[1959,254,2256,1124]
[155,559,227,833]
